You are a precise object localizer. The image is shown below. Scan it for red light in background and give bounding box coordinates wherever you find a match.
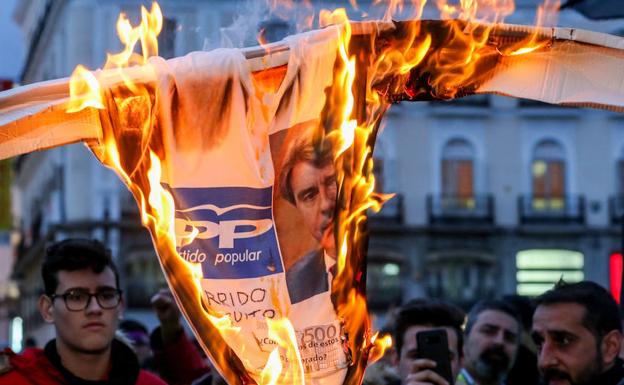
[610,253,622,304]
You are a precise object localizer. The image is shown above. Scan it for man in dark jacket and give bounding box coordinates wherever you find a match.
[503,295,539,385]
[0,238,165,385]
[532,280,624,385]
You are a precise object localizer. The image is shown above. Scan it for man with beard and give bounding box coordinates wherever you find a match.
[457,300,521,385]
[532,280,624,385]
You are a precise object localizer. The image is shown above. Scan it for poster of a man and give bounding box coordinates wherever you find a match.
[270,121,350,381]
[274,121,338,305]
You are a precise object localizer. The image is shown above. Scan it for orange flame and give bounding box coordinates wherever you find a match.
[106,3,163,68]
[260,348,283,385]
[322,9,357,158]
[501,0,559,56]
[264,318,305,385]
[324,2,562,375]
[66,65,105,113]
[66,3,252,384]
[257,27,269,47]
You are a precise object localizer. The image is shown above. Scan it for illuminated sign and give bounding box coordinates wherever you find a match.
[610,253,622,304]
[516,249,584,296]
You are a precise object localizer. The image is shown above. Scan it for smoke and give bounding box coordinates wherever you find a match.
[218,0,269,49]
[214,0,319,50]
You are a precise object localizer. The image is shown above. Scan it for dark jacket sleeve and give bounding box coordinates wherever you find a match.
[150,327,210,385]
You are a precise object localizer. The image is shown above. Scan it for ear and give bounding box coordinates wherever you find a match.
[38,295,55,324]
[117,295,125,319]
[600,329,622,366]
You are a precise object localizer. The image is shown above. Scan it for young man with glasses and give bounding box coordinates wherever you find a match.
[0,238,166,385]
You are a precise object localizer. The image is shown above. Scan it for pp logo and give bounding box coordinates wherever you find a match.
[174,203,273,249]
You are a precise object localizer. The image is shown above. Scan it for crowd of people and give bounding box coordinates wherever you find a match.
[368,280,624,385]
[1,237,623,385]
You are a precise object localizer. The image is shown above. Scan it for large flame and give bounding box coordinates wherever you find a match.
[65,0,560,384]
[317,1,559,380]
[67,3,252,384]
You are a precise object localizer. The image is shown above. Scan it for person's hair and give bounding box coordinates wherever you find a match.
[502,294,535,332]
[534,280,622,340]
[42,238,120,295]
[278,126,334,205]
[119,319,148,335]
[24,337,37,348]
[465,299,522,338]
[394,299,466,355]
[119,319,149,346]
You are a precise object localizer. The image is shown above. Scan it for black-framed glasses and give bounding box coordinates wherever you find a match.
[50,289,123,311]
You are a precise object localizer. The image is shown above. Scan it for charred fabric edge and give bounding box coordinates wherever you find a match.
[92,82,254,385]
[381,20,624,105]
[480,22,624,114]
[375,20,526,102]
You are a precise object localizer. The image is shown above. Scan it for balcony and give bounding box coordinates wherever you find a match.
[427,194,494,225]
[518,195,585,225]
[609,195,624,224]
[368,193,404,225]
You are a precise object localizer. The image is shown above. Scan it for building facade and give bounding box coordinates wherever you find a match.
[369,96,624,312]
[364,3,624,315]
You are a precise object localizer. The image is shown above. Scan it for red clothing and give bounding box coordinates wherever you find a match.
[0,340,167,385]
[150,327,210,385]
[0,348,64,385]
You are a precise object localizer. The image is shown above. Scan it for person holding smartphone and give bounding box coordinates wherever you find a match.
[393,299,466,385]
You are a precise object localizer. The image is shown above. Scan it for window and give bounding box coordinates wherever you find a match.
[610,148,624,222]
[617,147,624,195]
[158,17,177,59]
[373,158,384,193]
[426,253,496,306]
[441,138,475,209]
[257,18,293,44]
[367,259,402,309]
[124,252,167,307]
[516,249,584,296]
[531,140,565,211]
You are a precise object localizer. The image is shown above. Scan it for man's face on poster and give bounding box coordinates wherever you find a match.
[290,160,338,258]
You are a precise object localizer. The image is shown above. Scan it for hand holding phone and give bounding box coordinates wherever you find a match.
[415,329,454,385]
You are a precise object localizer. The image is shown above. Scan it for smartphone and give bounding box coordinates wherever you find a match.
[416,329,454,384]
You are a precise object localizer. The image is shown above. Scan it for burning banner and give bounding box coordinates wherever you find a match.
[1,2,624,385]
